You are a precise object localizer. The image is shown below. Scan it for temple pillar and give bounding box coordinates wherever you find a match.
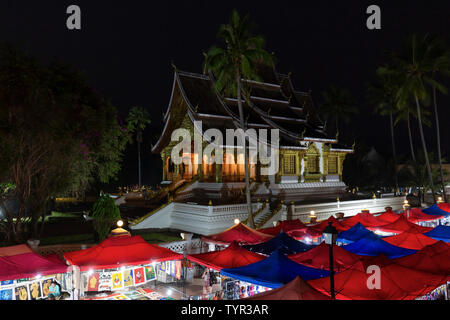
[216,163,222,183]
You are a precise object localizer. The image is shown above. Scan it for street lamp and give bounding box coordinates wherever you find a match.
[437,196,444,204]
[323,222,338,299]
[309,210,317,223]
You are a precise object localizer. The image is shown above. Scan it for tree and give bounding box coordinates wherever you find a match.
[368,71,400,194]
[0,46,129,242]
[319,85,357,137]
[203,10,274,228]
[384,34,448,204]
[91,192,121,241]
[127,106,151,189]
[427,36,450,202]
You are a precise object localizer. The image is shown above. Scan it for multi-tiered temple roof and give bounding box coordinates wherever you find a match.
[152,63,352,153]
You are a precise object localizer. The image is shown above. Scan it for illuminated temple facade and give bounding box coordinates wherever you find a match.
[152,64,353,201]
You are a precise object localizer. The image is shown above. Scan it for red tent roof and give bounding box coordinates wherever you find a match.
[309,216,350,233]
[287,227,323,241]
[437,203,450,212]
[0,245,70,281]
[308,263,449,300]
[244,276,331,300]
[288,242,361,272]
[400,208,443,222]
[393,242,450,275]
[201,223,274,245]
[383,232,439,250]
[370,215,433,234]
[374,211,401,223]
[63,235,183,271]
[418,241,450,256]
[259,219,307,236]
[186,241,265,271]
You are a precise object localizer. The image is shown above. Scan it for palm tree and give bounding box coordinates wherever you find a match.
[203,10,274,228]
[127,106,151,189]
[388,34,448,204]
[368,70,400,194]
[320,85,357,137]
[394,99,432,163]
[428,36,450,202]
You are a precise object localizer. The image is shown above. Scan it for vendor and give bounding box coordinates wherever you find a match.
[48,281,61,300]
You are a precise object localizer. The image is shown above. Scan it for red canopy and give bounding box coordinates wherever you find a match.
[418,241,450,256]
[401,208,443,222]
[370,215,433,234]
[201,223,273,245]
[63,235,183,271]
[288,242,361,272]
[309,216,350,233]
[393,242,450,275]
[287,227,323,241]
[383,232,439,250]
[335,212,387,230]
[244,276,331,300]
[437,203,450,212]
[259,219,308,236]
[308,263,449,300]
[0,245,70,281]
[374,211,401,223]
[186,241,265,271]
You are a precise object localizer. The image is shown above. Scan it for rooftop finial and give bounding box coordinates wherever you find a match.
[171,61,178,72]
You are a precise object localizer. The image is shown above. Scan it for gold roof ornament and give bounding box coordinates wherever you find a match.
[171,61,178,72]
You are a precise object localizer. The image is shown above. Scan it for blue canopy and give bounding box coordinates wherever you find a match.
[242,231,314,255]
[422,204,450,216]
[220,249,329,288]
[337,223,378,244]
[342,235,416,259]
[424,225,450,242]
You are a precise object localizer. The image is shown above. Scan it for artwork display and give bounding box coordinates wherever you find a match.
[123,269,134,287]
[111,272,123,290]
[15,285,29,301]
[28,281,42,300]
[0,288,13,300]
[87,273,100,292]
[133,267,145,285]
[98,272,112,292]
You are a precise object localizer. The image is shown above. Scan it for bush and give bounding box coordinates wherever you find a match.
[91,192,121,241]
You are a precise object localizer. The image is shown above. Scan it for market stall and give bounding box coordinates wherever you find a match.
[370,215,433,234]
[336,222,379,245]
[186,241,265,271]
[244,276,331,300]
[383,232,439,250]
[392,241,450,275]
[341,235,416,258]
[242,232,315,256]
[201,223,273,246]
[424,226,450,242]
[63,234,183,300]
[308,261,449,300]
[220,249,329,290]
[288,242,361,272]
[0,244,71,300]
[258,219,308,236]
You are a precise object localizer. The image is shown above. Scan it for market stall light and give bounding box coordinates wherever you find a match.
[167,289,172,296]
[234,218,240,224]
[87,269,94,276]
[36,274,42,279]
[309,210,316,218]
[117,220,124,227]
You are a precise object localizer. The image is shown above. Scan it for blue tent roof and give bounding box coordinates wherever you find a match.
[337,223,378,244]
[242,231,315,255]
[424,225,450,242]
[342,235,416,259]
[220,249,330,288]
[422,204,450,216]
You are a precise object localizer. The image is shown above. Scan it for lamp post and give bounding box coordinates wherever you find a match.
[323,222,338,299]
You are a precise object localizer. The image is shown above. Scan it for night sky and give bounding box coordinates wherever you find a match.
[0,1,449,188]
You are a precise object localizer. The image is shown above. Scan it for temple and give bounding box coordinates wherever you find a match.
[152,63,354,203]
